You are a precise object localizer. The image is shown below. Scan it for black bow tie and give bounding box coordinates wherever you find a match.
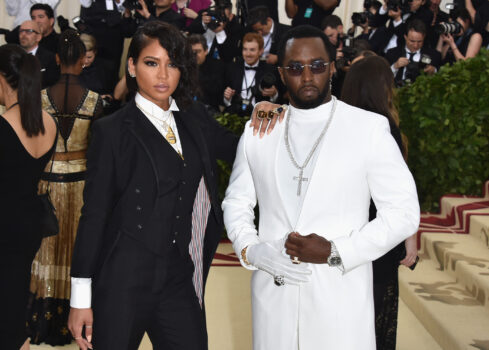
[245,66,258,71]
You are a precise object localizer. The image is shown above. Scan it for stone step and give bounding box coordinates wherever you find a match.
[419,233,489,311]
[469,214,489,248]
[399,258,489,350]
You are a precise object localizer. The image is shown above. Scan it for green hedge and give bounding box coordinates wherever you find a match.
[397,49,489,212]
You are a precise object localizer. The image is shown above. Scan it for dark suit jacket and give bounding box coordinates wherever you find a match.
[385,45,441,81]
[269,22,291,55]
[71,100,238,288]
[35,46,59,89]
[197,56,225,110]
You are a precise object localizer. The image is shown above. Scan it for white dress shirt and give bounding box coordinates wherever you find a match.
[70,93,181,309]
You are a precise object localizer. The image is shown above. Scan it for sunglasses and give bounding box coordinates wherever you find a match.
[19,29,39,34]
[281,61,330,76]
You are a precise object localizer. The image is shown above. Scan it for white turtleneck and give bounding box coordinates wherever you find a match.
[278,97,336,227]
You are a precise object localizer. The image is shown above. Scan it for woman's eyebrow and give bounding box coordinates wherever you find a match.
[142,56,160,61]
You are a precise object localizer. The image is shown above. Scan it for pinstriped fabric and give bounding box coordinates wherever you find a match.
[189,176,211,307]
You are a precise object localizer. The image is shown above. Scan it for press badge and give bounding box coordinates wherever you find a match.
[242,99,250,111]
[304,7,313,18]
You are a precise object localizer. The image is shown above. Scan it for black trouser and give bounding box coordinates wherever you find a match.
[92,233,206,350]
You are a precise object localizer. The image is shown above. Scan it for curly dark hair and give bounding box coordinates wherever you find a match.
[126,21,197,110]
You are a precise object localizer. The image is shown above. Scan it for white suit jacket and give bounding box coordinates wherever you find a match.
[222,101,420,350]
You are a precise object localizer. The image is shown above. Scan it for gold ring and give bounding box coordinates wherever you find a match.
[257,110,267,120]
[291,256,301,264]
[271,104,288,115]
[266,111,274,120]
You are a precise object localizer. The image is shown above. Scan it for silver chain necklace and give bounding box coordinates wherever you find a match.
[285,96,337,196]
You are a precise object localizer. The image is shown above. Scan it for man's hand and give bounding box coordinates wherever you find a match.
[424,64,436,75]
[285,232,331,264]
[68,308,94,350]
[249,101,287,137]
[261,85,277,97]
[202,11,211,25]
[183,7,198,19]
[223,87,235,100]
[394,57,409,69]
[212,22,226,33]
[136,0,151,19]
[266,53,278,65]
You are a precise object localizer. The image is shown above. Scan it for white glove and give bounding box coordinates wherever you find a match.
[246,238,312,285]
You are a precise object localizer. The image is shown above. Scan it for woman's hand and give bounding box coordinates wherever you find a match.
[249,101,287,138]
[68,307,94,350]
[136,0,151,19]
[400,234,418,267]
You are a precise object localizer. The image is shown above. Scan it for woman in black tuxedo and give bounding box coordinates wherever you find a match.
[67,21,240,350]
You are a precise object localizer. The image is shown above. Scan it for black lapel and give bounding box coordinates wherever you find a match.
[124,101,181,194]
[175,107,213,188]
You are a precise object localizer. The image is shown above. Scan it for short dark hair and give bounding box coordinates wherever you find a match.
[405,19,427,36]
[0,44,43,137]
[126,21,197,109]
[247,6,270,26]
[30,3,54,19]
[58,29,86,66]
[277,25,336,66]
[320,14,343,30]
[187,34,207,51]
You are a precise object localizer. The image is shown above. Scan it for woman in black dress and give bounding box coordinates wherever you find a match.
[341,55,418,350]
[0,44,57,350]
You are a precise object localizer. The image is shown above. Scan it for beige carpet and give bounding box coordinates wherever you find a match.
[32,243,440,350]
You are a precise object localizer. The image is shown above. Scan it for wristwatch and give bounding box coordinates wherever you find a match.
[327,241,342,267]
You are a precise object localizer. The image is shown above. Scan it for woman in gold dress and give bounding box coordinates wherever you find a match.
[27,29,103,346]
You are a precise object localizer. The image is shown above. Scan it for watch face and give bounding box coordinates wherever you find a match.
[329,256,342,266]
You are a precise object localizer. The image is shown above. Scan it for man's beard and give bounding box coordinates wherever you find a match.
[288,83,329,109]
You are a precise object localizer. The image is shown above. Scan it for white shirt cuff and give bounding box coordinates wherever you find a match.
[215,30,227,44]
[70,277,92,308]
[379,6,387,15]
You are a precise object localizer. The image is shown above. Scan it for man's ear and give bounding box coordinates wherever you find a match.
[49,17,55,29]
[329,62,336,79]
[278,67,285,85]
[259,48,264,57]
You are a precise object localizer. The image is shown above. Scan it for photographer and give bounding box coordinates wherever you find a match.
[427,0,450,47]
[187,0,244,63]
[120,0,185,34]
[386,19,440,85]
[79,0,126,76]
[436,8,483,63]
[222,33,280,116]
[187,34,225,112]
[247,6,291,65]
[172,0,211,28]
[285,0,340,28]
[349,0,382,39]
[372,1,406,54]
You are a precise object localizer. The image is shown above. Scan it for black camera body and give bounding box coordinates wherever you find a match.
[403,54,432,84]
[386,0,410,12]
[206,5,228,30]
[259,72,277,90]
[336,36,358,70]
[435,21,463,35]
[123,0,143,10]
[351,11,374,25]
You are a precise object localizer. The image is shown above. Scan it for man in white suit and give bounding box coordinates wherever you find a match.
[222,25,420,350]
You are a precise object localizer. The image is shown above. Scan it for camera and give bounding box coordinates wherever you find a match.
[206,3,229,30]
[73,16,91,34]
[402,54,432,85]
[259,72,277,90]
[351,11,373,26]
[336,36,358,71]
[123,0,143,11]
[435,21,463,35]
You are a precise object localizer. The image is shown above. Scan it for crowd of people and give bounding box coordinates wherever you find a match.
[0,0,487,349]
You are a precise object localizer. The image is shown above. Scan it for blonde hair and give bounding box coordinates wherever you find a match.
[79,33,97,52]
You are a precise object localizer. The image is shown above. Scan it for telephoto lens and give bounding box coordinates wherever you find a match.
[435,21,463,35]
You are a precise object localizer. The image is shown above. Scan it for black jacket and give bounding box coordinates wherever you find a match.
[71,100,238,286]
[385,45,441,82]
[35,46,60,89]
